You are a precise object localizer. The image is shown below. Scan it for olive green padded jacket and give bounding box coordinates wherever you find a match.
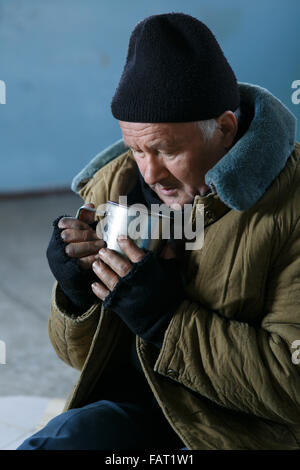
[48,83,300,449]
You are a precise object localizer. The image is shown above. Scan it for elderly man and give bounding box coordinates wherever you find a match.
[19,13,300,450]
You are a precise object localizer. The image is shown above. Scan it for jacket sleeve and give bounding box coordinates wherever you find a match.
[47,166,109,370]
[47,150,136,370]
[154,217,300,426]
[48,282,101,370]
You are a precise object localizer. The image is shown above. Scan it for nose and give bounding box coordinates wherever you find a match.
[142,153,169,186]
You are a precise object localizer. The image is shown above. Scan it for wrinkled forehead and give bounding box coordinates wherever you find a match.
[119,121,198,147]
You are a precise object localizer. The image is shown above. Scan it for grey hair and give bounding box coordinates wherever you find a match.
[196,106,241,142]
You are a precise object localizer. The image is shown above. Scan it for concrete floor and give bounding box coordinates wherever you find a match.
[0,192,84,448]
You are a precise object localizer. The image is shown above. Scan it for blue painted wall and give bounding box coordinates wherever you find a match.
[0,0,299,192]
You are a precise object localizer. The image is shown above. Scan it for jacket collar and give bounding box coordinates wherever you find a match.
[205,83,297,210]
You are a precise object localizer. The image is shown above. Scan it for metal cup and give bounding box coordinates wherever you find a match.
[76,201,172,258]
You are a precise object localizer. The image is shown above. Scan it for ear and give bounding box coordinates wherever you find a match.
[216,111,238,148]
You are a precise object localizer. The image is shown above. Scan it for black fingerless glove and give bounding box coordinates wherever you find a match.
[103,251,185,348]
[46,216,99,314]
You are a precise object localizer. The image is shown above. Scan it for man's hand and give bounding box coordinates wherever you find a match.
[91,235,146,300]
[91,235,176,300]
[58,203,105,270]
[90,235,183,348]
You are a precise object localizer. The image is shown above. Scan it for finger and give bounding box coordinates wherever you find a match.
[91,281,110,301]
[58,217,92,231]
[61,228,100,243]
[98,247,132,278]
[65,240,106,258]
[92,259,120,291]
[77,203,96,225]
[77,253,101,271]
[117,235,146,263]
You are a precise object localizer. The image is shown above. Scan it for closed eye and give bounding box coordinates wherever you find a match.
[159,149,180,158]
[130,148,144,157]
[130,147,180,159]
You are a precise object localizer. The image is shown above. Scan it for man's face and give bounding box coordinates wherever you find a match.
[119,120,227,209]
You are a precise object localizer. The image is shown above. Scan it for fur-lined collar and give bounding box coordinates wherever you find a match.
[205,83,297,210]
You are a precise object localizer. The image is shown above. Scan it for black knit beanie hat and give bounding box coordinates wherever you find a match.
[111,12,240,123]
